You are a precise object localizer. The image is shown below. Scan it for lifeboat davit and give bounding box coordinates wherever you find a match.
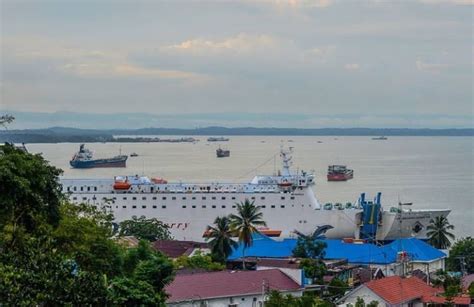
[113,181,131,190]
[151,177,168,184]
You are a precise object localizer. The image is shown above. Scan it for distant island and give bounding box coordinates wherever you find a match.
[1,126,472,143]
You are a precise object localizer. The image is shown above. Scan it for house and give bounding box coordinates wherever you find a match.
[337,276,471,307]
[152,240,209,259]
[165,269,303,306]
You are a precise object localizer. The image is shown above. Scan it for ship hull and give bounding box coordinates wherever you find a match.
[70,156,127,169]
[61,179,449,242]
[327,173,353,181]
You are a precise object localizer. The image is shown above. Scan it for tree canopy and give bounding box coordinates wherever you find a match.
[119,215,172,242]
[446,237,474,274]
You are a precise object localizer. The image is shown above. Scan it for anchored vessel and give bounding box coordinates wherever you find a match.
[372,136,388,140]
[327,165,354,181]
[207,137,229,142]
[62,148,449,241]
[70,144,128,168]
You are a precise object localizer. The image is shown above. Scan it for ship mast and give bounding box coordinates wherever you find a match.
[280,146,293,177]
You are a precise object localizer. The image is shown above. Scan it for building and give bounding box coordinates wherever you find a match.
[152,240,209,259]
[165,269,302,306]
[337,276,471,307]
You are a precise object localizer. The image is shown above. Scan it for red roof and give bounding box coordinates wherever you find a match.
[365,276,470,305]
[365,276,439,304]
[165,269,301,303]
[152,240,208,258]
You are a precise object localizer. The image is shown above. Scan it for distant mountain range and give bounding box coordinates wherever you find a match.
[1,126,472,143]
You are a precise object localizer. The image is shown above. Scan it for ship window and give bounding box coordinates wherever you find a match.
[182,205,186,208]
[122,205,126,208]
[142,197,146,200]
[132,205,137,209]
[182,197,186,200]
[152,197,157,200]
[202,197,206,200]
[73,197,77,200]
[132,197,137,200]
[232,205,236,208]
[261,197,265,200]
[202,205,207,208]
[82,197,87,201]
[113,197,116,200]
[162,197,167,200]
[262,205,266,208]
[251,197,255,200]
[172,197,176,200]
[67,186,70,192]
[123,197,127,200]
[73,186,77,191]
[232,196,236,200]
[192,197,196,200]
[281,205,285,208]
[94,187,97,191]
[271,205,275,208]
[290,196,295,200]
[116,206,118,209]
[150,187,154,192]
[222,197,226,200]
[153,205,157,209]
[92,196,96,200]
[162,205,166,209]
[80,187,83,191]
[212,205,216,208]
[222,205,226,208]
[142,205,146,209]
[281,197,285,200]
[212,197,216,200]
[192,205,196,208]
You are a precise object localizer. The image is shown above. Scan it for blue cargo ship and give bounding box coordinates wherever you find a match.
[70,144,127,168]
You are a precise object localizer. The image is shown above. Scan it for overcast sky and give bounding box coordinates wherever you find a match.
[1,0,473,128]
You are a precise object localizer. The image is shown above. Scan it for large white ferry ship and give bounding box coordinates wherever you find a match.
[61,148,450,242]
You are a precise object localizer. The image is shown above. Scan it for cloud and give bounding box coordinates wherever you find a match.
[418,0,473,5]
[416,60,448,74]
[344,63,360,70]
[161,33,280,56]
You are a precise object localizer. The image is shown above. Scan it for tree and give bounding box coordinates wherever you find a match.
[292,236,327,259]
[0,144,63,248]
[107,277,166,306]
[446,237,474,273]
[174,252,225,271]
[119,215,172,241]
[299,258,327,284]
[265,290,333,307]
[0,114,14,128]
[328,278,349,299]
[427,216,455,249]
[229,199,266,269]
[206,216,238,262]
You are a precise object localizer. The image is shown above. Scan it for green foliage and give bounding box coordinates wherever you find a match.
[229,199,267,248]
[328,278,349,298]
[299,258,327,283]
[0,146,175,305]
[206,216,238,262]
[0,144,63,247]
[265,290,332,307]
[431,270,461,296]
[427,216,455,249]
[174,251,225,271]
[446,237,474,273]
[468,283,474,298]
[292,236,327,259]
[353,297,379,307]
[119,215,172,242]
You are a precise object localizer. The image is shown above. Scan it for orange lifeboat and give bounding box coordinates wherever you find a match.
[113,181,131,190]
[258,227,282,237]
[151,177,168,184]
[278,181,292,187]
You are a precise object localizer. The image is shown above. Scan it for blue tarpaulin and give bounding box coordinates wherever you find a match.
[228,234,445,265]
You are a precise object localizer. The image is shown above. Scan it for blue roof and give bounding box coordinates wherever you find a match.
[228,234,445,265]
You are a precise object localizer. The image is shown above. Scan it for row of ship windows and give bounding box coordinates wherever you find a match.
[72,195,296,201]
[108,204,289,209]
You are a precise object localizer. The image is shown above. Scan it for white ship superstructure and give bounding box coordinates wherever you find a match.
[61,148,450,242]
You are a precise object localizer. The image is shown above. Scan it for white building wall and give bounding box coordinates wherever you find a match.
[167,290,303,307]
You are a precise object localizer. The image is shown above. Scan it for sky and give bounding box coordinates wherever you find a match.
[1,0,473,129]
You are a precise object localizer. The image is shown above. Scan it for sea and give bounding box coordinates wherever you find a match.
[26,136,474,238]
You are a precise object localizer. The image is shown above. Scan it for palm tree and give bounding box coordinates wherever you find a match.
[229,199,266,269]
[206,216,238,263]
[427,216,455,249]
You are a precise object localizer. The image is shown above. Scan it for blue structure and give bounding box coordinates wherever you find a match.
[228,233,445,265]
[359,192,382,241]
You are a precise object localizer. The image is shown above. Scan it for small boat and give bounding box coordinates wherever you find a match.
[151,177,168,184]
[113,178,131,190]
[207,137,229,142]
[317,141,323,144]
[327,165,354,181]
[70,144,127,168]
[372,136,388,140]
[130,153,139,157]
[216,147,230,158]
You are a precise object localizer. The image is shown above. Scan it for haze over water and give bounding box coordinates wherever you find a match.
[28,136,473,238]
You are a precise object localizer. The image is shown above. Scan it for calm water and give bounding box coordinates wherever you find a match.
[27,136,474,238]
